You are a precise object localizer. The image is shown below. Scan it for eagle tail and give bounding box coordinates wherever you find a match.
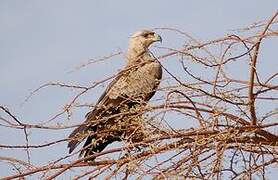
[79,136,116,161]
[67,124,89,154]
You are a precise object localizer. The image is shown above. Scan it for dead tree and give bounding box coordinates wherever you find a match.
[1,11,278,180]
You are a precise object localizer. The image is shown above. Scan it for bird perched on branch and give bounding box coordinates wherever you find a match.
[68,30,162,160]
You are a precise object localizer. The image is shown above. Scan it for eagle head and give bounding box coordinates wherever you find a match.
[126,30,162,66]
[130,30,162,48]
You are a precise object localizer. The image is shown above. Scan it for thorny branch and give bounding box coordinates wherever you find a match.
[248,11,278,126]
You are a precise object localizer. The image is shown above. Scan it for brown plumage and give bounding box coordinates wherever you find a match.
[67,30,162,160]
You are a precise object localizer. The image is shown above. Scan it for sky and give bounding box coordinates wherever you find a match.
[0,0,277,179]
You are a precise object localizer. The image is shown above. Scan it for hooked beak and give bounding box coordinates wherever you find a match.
[153,33,162,43]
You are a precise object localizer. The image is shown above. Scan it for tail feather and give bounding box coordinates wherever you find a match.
[68,108,100,153]
[67,106,122,159]
[80,136,119,161]
[68,124,89,153]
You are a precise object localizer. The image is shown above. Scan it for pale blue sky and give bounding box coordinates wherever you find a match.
[0,0,277,178]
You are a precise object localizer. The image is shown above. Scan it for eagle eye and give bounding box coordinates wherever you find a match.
[142,32,154,38]
[142,33,149,38]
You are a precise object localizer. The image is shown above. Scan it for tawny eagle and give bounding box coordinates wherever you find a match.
[68,30,162,160]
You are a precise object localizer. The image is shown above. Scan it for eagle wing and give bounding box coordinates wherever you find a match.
[67,73,125,153]
[68,62,162,155]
